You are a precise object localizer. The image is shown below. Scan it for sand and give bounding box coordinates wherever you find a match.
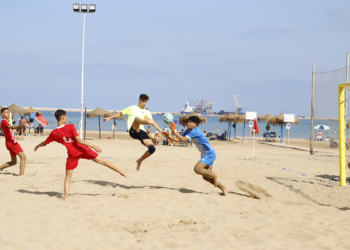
[1,134,350,249]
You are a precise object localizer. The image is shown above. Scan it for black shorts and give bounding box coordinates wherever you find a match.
[129,127,151,145]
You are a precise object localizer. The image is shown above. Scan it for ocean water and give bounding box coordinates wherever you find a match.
[18,111,341,139]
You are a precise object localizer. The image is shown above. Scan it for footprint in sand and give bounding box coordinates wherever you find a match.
[235,180,272,199]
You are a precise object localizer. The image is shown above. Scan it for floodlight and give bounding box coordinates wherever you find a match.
[89,4,96,13]
[81,4,88,12]
[73,4,80,12]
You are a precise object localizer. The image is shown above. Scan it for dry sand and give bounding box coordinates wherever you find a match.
[1,134,350,249]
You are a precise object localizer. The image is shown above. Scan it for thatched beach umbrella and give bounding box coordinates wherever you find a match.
[219,113,238,140]
[87,107,111,140]
[103,111,126,139]
[258,114,274,123]
[8,104,27,115]
[269,114,300,143]
[232,113,250,142]
[26,107,43,116]
[179,112,207,126]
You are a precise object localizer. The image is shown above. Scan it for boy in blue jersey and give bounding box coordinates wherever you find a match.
[169,116,228,195]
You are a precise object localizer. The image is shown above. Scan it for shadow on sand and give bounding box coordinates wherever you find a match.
[17,189,101,198]
[266,177,350,211]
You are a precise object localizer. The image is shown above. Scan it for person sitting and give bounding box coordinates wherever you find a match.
[17,116,26,136]
[214,127,220,138]
[203,130,207,137]
[35,124,44,136]
[154,131,161,146]
[179,129,184,135]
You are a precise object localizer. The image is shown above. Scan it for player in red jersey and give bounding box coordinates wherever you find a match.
[0,108,27,175]
[34,109,127,200]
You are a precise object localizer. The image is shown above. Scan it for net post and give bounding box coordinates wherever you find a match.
[339,84,346,186]
[310,62,315,155]
[346,53,349,140]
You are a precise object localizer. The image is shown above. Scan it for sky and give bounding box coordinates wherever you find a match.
[1,0,350,115]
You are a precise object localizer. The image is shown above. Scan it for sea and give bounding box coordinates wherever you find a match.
[18,111,341,140]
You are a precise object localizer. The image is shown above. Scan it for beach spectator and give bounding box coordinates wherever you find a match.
[214,127,219,138]
[203,130,207,137]
[17,116,26,136]
[180,129,184,135]
[154,131,161,146]
[147,126,151,135]
[35,124,44,136]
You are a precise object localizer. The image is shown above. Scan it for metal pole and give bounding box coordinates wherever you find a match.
[339,85,346,186]
[287,128,289,145]
[84,107,87,141]
[252,129,255,158]
[99,115,101,140]
[242,121,245,142]
[280,123,283,143]
[234,124,236,139]
[345,53,349,141]
[80,13,86,139]
[310,62,315,154]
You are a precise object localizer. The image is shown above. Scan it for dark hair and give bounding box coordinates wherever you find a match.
[20,116,24,119]
[139,94,149,101]
[54,109,66,121]
[1,107,8,114]
[188,116,200,126]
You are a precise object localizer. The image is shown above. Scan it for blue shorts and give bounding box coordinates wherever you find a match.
[199,151,217,167]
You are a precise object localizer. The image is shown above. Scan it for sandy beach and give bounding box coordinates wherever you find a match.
[1,134,350,249]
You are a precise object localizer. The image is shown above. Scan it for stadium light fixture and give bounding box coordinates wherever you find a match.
[73,3,96,139]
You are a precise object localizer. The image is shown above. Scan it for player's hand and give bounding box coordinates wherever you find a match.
[34,146,39,152]
[103,117,110,122]
[170,122,177,134]
[162,131,170,137]
[93,146,102,153]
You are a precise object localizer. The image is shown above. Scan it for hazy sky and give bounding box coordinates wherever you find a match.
[1,1,350,115]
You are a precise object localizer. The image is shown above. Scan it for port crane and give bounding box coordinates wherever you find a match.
[233,94,243,115]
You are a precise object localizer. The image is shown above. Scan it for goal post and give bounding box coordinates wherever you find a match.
[339,82,349,186]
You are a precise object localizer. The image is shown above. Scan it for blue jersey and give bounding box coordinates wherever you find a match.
[183,127,215,157]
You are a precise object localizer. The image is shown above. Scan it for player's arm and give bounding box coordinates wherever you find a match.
[34,141,47,152]
[8,123,26,130]
[169,122,189,142]
[75,136,102,153]
[103,112,123,122]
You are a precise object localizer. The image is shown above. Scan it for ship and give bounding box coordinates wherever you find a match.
[181,101,194,114]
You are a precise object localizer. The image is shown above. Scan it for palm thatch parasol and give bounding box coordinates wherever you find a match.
[258,114,274,123]
[8,104,27,115]
[87,107,111,139]
[219,113,238,140]
[179,112,207,126]
[26,107,43,116]
[103,111,126,139]
[218,113,238,122]
[233,113,250,123]
[269,114,300,126]
[269,114,300,143]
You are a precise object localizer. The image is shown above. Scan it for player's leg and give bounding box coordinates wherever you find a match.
[194,161,220,187]
[132,117,153,133]
[91,156,127,177]
[63,169,74,200]
[202,166,228,195]
[136,139,156,171]
[0,156,17,171]
[17,151,26,175]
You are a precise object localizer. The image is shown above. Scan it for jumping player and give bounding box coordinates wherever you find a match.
[103,94,164,171]
[0,108,27,175]
[168,116,228,195]
[34,109,127,200]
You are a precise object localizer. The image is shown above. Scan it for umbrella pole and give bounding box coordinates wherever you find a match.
[234,124,236,140]
[242,122,245,142]
[84,107,87,141]
[281,123,283,143]
[99,115,101,140]
[227,123,229,141]
[113,118,115,139]
[287,128,289,145]
[249,126,251,143]
[229,122,231,141]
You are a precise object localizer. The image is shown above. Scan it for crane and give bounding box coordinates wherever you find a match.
[233,94,243,115]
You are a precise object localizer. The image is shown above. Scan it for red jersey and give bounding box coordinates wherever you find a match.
[1,119,18,144]
[46,124,93,158]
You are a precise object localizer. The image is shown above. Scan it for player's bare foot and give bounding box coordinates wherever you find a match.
[63,197,68,201]
[213,175,219,187]
[136,159,142,171]
[121,172,128,177]
[222,187,228,196]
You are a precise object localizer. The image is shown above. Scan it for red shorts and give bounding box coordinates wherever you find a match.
[66,149,98,170]
[6,142,23,157]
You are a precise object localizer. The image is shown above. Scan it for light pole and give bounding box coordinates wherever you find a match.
[73,3,96,138]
